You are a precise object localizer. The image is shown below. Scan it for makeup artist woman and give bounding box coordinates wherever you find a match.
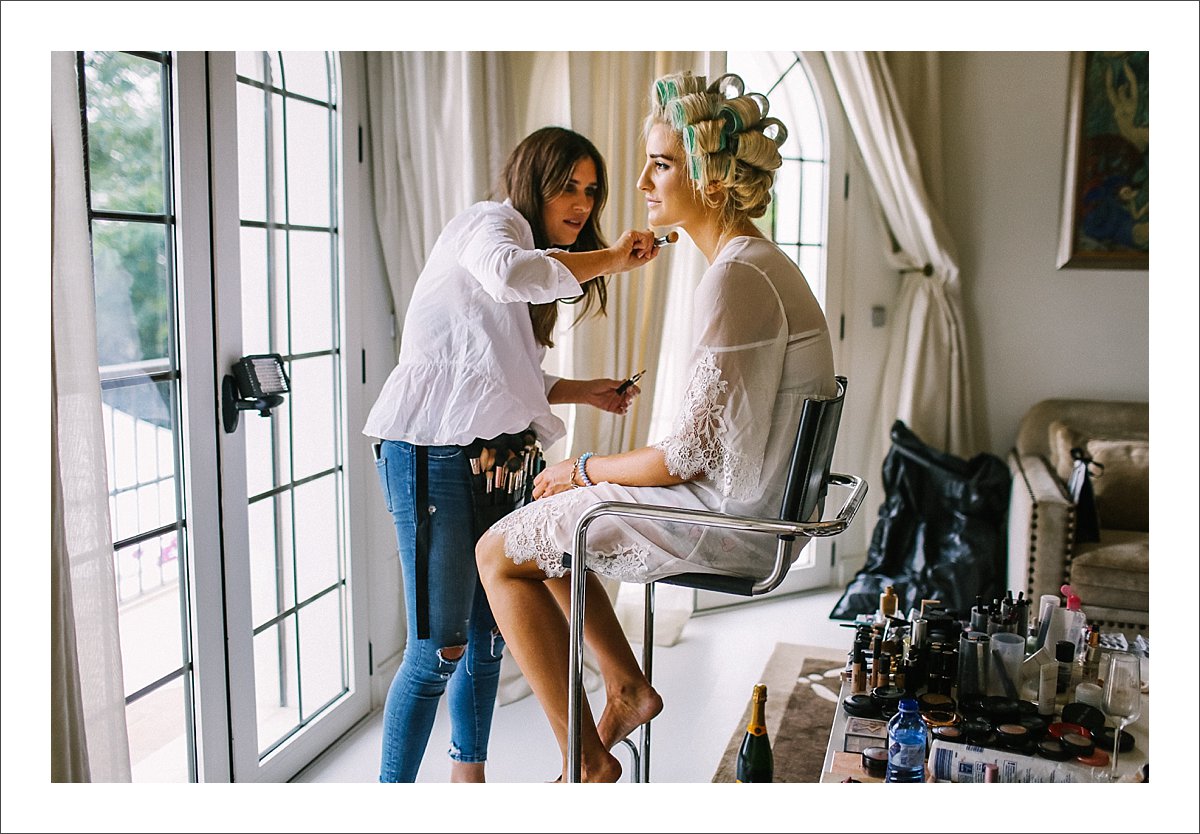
[363,127,659,783]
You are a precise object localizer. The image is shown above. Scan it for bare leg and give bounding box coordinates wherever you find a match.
[449,761,486,783]
[545,576,663,749]
[436,644,489,783]
[476,532,621,782]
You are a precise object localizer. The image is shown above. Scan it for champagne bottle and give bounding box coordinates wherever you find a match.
[735,683,773,782]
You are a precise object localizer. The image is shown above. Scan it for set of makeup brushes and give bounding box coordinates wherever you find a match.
[467,431,543,506]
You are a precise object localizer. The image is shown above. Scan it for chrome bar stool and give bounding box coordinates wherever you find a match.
[565,376,866,782]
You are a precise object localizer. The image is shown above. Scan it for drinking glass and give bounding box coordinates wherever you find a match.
[1100,651,1142,781]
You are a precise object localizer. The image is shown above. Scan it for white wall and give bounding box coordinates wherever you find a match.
[341,53,409,705]
[939,52,1150,454]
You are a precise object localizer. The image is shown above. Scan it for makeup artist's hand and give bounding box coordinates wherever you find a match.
[581,378,639,415]
[604,228,659,274]
[531,458,579,500]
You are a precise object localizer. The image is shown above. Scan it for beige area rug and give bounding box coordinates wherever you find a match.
[712,643,847,783]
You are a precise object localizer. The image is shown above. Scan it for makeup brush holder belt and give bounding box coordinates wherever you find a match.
[462,428,543,530]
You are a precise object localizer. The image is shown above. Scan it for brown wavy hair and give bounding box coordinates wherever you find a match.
[501,127,609,347]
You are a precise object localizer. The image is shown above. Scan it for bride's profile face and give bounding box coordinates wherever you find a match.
[638,123,703,230]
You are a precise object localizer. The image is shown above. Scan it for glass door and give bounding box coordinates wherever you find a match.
[78,49,367,783]
[206,50,369,782]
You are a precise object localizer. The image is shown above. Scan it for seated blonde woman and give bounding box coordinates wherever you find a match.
[476,71,836,782]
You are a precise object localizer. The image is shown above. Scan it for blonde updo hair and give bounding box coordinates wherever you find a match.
[647,71,788,230]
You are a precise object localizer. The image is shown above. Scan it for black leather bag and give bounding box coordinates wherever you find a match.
[830,421,1011,620]
[1066,447,1103,544]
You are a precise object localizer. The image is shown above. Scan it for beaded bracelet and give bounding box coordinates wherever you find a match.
[577,451,596,487]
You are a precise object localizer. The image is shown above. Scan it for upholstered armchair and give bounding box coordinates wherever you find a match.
[1006,398,1149,636]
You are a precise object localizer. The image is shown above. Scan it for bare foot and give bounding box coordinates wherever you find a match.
[581,750,622,783]
[550,750,623,783]
[597,683,663,749]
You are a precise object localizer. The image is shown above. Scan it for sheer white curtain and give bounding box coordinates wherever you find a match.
[362,52,514,353]
[824,52,978,459]
[50,50,131,782]
[544,51,709,647]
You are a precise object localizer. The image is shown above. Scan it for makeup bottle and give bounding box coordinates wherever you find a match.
[1059,584,1088,654]
[851,647,867,695]
[1080,627,1102,684]
[1038,661,1058,717]
[1055,640,1075,694]
[879,585,898,623]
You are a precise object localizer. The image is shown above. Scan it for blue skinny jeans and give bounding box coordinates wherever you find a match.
[374,440,505,782]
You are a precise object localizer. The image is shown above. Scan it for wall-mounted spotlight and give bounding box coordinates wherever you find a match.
[222,354,290,434]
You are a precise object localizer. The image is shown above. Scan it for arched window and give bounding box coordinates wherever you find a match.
[727,51,834,308]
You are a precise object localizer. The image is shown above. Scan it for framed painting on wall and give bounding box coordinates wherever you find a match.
[1056,51,1148,270]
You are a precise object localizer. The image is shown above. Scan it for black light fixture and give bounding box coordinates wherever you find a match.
[222,354,290,434]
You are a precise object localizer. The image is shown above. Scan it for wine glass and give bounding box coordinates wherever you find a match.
[1100,651,1142,781]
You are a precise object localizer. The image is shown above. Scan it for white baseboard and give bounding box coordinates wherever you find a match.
[370,648,403,708]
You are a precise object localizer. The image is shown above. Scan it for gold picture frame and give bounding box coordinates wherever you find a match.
[1056,51,1149,270]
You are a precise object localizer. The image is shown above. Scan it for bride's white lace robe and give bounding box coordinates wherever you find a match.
[491,236,836,583]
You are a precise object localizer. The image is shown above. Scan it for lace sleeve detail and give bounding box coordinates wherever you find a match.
[654,349,759,499]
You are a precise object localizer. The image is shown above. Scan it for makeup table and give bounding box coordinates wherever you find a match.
[819,657,1150,783]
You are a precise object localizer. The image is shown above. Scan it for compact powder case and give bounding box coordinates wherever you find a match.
[1018,714,1049,740]
[1061,702,1106,735]
[956,695,986,717]
[1047,721,1091,741]
[1095,726,1135,753]
[932,725,966,743]
[843,694,881,718]
[982,696,1020,722]
[1075,748,1110,768]
[995,722,1036,754]
[1060,731,1096,758]
[962,716,995,746]
[920,709,958,728]
[917,692,956,712]
[1037,737,1073,761]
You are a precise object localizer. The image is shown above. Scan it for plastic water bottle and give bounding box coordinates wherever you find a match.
[885,698,927,782]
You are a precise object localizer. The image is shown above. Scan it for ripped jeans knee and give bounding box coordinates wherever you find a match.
[438,644,467,662]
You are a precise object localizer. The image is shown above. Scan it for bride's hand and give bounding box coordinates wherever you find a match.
[531,458,579,500]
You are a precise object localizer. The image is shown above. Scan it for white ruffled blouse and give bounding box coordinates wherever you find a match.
[363,200,581,447]
[490,236,837,583]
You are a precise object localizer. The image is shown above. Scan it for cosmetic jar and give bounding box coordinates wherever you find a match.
[861,746,888,776]
[1074,682,1103,709]
[870,685,905,718]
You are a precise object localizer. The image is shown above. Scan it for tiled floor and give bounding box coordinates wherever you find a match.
[294,586,850,784]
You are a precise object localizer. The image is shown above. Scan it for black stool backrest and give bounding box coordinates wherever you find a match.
[777,375,847,527]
